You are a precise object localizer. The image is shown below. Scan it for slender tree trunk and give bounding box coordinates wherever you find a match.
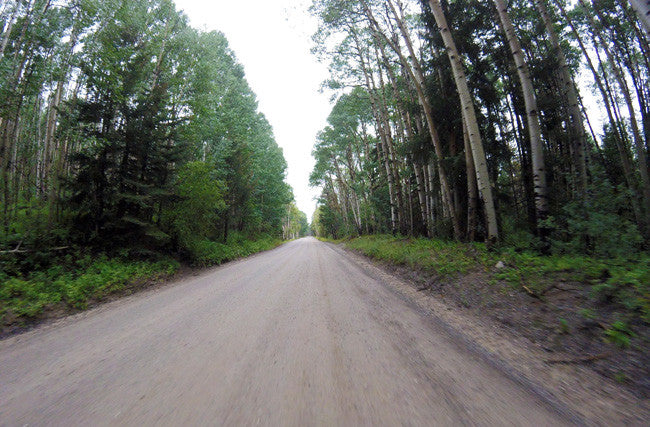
[374,47,406,233]
[535,0,588,192]
[376,38,430,234]
[351,28,398,234]
[428,0,499,243]
[363,4,462,239]
[0,0,19,58]
[463,119,478,241]
[494,0,548,242]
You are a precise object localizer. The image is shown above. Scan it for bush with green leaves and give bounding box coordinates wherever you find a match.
[163,161,226,250]
[187,234,282,267]
[1,257,179,322]
[546,174,643,258]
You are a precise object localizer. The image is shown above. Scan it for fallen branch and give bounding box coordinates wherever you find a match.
[522,285,542,299]
[0,246,70,254]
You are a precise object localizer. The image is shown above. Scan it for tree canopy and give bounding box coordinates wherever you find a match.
[310,0,649,257]
[0,0,300,260]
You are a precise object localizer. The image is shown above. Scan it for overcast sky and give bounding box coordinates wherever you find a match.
[174,0,330,220]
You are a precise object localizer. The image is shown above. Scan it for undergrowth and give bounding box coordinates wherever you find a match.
[0,234,284,327]
[187,234,283,267]
[0,256,179,323]
[344,235,650,324]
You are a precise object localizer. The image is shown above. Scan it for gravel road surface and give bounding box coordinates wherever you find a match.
[0,237,572,425]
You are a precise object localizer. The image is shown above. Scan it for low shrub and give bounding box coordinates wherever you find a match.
[186,234,282,267]
[342,235,649,325]
[346,235,495,278]
[0,257,179,323]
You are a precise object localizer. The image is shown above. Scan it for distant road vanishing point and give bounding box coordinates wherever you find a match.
[0,237,571,425]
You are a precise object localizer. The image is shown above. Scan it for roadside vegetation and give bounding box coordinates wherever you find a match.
[342,235,649,325]
[1,255,179,323]
[325,234,649,394]
[0,232,292,334]
[0,0,309,333]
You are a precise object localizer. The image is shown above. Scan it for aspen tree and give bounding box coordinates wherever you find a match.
[428,0,499,242]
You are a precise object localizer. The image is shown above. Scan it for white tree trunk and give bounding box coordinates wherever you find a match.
[365,1,462,238]
[493,0,548,231]
[428,0,499,243]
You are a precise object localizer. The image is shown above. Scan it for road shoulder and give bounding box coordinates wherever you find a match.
[327,242,649,426]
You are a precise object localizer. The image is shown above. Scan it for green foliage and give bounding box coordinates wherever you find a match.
[310,0,649,253]
[546,174,643,257]
[310,88,389,237]
[1,0,293,261]
[346,235,494,278]
[186,234,282,267]
[0,256,179,322]
[500,216,540,253]
[590,260,650,322]
[604,321,635,349]
[164,161,225,248]
[342,235,649,324]
[282,203,309,239]
[0,0,298,332]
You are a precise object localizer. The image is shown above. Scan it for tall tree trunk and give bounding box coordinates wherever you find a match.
[363,2,462,239]
[0,0,19,58]
[463,119,478,242]
[376,37,430,234]
[428,0,499,243]
[374,46,406,233]
[350,28,398,233]
[494,0,548,241]
[535,0,588,193]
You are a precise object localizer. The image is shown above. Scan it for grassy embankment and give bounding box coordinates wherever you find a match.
[330,235,648,323]
[0,234,283,330]
[322,235,648,390]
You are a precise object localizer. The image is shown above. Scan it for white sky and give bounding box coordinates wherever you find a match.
[174,0,330,220]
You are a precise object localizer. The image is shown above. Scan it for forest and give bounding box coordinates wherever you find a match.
[308,0,650,390]
[0,0,307,323]
[309,0,649,258]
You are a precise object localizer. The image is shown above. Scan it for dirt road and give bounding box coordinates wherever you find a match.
[0,237,573,425]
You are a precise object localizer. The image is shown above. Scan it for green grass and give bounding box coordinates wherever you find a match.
[0,234,285,327]
[345,235,494,277]
[341,235,650,323]
[0,257,180,322]
[316,236,349,244]
[187,234,284,267]
[604,321,635,348]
